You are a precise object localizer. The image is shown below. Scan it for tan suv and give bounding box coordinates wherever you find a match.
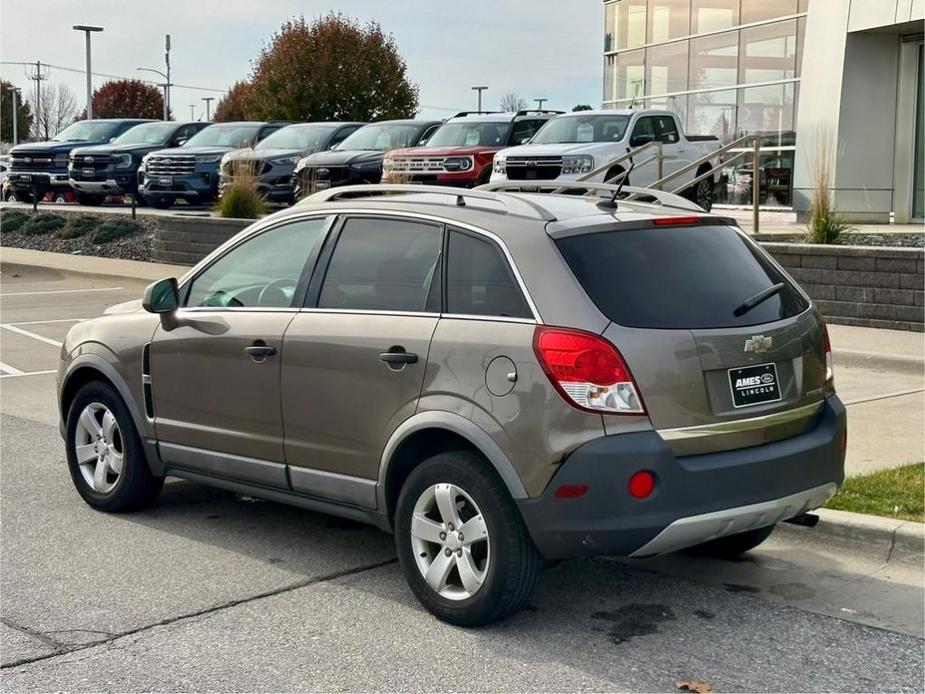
[58,182,846,625]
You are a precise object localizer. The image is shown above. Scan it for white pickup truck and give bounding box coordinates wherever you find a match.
[490,109,721,210]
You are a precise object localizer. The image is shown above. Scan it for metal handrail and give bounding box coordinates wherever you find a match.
[646,133,755,191]
[298,183,557,221]
[477,181,702,212]
[574,140,664,184]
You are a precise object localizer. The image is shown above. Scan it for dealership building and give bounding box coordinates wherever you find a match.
[603,0,924,222]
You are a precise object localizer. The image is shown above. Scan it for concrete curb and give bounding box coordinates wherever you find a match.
[1,247,187,284]
[778,508,925,566]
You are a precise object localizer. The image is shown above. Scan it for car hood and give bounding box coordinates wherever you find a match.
[71,142,167,156]
[148,145,232,157]
[103,299,143,315]
[227,147,316,162]
[496,141,625,158]
[388,145,498,158]
[298,149,384,168]
[12,140,108,155]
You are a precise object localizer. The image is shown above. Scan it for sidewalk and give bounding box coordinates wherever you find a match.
[0,247,184,283]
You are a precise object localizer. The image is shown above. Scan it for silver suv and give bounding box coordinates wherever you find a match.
[57,182,846,625]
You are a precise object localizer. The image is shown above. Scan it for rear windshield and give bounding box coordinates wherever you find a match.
[556,225,808,329]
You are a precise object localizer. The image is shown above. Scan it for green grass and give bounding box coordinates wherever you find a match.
[20,212,66,236]
[0,209,29,232]
[826,463,924,522]
[55,215,100,239]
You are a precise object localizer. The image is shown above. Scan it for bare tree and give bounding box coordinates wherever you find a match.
[31,82,78,140]
[499,92,527,113]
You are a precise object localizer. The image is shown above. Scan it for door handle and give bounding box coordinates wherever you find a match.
[379,348,418,368]
[245,341,277,362]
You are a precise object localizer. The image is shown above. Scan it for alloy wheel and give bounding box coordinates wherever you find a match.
[73,402,124,493]
[696,177,713,209]
[410,483,490,601]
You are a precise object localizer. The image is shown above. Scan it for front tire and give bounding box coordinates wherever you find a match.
[394,450,541,626]
[52,192,69,204]
[683,170,714,211]
[65,381,163,513]
[687,525,775,558]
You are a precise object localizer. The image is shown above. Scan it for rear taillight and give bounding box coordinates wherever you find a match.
[533,326,645,415]
[822,322,834,383]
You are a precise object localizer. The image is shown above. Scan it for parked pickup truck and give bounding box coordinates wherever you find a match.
[138,121,288,208]
[293,119,442,198]
[69,121,209,206]
[382,110,561,188]
[7,119,152,204]
[491,109,720,210]
[219,122,366,204]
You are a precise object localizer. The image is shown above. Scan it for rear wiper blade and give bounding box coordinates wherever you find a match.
[734,282,785,317]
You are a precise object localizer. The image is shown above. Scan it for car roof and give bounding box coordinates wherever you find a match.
[364,119,442,126]
[556,109,673,118]
[279,122,366,129]
[447,111,560,124]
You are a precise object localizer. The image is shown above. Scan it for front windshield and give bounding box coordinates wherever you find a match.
[338,124,421,151]
[113,122,178,146]
[184,124,261,149]
[255,125,334,151]
[52,121,122,142]
[531,115,631,144]
[425,121,511,148]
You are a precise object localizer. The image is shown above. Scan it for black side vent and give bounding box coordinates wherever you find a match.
[142,342,154,418]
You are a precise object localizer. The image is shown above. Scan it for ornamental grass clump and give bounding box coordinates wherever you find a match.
[215,159,267,219]
[805,128,851,244]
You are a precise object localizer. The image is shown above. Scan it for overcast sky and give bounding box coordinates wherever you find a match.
[1,0,603,121]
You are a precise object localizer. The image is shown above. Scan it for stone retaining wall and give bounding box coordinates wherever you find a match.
[151,216,251,266]
[762,242,924,332]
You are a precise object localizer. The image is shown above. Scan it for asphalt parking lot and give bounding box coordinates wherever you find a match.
[0,263,922,692]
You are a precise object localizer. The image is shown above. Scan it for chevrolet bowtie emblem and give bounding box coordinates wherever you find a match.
[744,335,773,353]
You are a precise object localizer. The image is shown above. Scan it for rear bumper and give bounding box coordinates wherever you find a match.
[518,396,846,559]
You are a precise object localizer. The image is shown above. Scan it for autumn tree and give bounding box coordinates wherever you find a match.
[499,93,528,112]
[213,81,255,122]
[1,80,33,142]
[248,14,419,121]
[80,80,167,120]
[572,104,593,111]
[33,82,77,139]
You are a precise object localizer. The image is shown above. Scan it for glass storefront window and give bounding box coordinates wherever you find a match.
[688,89,738,142]
[646,41,690,96]
[645,94,689,124]
[690,31,738,90]
[607,49,646,102]
[648,0,689,43]
[691,0,738,33]
[739,19,797,84]
[605,0,647,52]
[736,83,795,140]
[740,0,798,25]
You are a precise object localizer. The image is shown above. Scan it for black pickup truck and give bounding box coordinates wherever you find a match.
[7,119,151,204]
[69,121,210,205]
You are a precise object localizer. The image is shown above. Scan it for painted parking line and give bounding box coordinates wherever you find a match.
[0,369,56,379]
[0,287,124,297]
[0,324,63,347]
[0,360,24,376]
[3,318,87,326]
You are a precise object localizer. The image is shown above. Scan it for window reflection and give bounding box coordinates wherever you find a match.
[605,0,647,52]
[647,41,690,96]
[691,0,738,33]
[690,32,738,90]
[608,49,646,101]
[739,20,797,84]
[647,0,689,43]
[687,89,738,143]
[740,0,798,24]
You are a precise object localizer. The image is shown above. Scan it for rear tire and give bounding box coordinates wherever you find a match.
[65,381,163,513]
[52,192,69,204]
[683,169,714,211]
[394,450,541,626]
[605,166,627,186]
[687,525,775,558]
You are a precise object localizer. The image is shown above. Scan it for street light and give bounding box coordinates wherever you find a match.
[201,97,214,121]
[471,86,487,113]
[189,104,196,120]
[73,25,103,119]
[534,98,548,110]
[11,86,22,145]
[137,67,169,120]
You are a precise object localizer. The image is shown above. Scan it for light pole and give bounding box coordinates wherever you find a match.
[202,97,214,121]
[73,25,103,119]
[534,98,547,110]
[11,87,21,145]
[471,86,487,113]
[137,67,170,119]
[164,34,171,116]
[189,104,196,120]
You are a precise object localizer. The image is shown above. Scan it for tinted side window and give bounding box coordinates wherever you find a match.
[185,217,328,308]
[653,115,680,143]
[418,123,440,145]
[631,117,654,142]
[510,119,545,145]
[446,230,531,319]
[318,218,442,312]
[331,126,357,146]
[257,126,281,142]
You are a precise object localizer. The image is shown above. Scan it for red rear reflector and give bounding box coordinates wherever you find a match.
[554,484,589,499]
[533,326,645,414]
[628,471,656,499]
[652,216,700,226]
[840,429,847,452]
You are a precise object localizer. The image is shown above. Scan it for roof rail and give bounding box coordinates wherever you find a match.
[297,183,557,221]
[451,110,503,118]
[514,109,565,116]
[475,181,702,212]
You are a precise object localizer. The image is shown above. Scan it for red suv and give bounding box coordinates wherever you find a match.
[382,110,561,187]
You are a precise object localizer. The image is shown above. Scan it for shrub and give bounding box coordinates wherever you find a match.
[0,210,29,233]
[21,212,66,236]
[55,215,100,239]
[805,128,851,244]
[89,219,139,243]
[215,160,267,219]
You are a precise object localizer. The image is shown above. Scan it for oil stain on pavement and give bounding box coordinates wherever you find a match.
[591,604,676,644]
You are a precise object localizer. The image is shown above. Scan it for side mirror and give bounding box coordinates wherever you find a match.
[143,277,179,323]
[630,133,654,147]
